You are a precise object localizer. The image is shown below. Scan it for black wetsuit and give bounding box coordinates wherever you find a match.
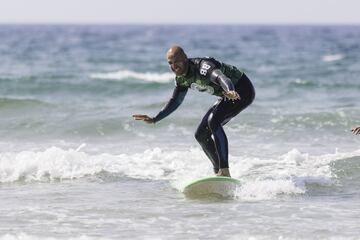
[153,57,255,173]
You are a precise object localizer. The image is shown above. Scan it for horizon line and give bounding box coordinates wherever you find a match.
[0,22,360,26]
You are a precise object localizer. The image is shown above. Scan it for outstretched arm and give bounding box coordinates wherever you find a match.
[210,69,240,100]
[133,86,188,124]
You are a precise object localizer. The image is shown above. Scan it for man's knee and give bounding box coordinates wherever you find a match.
[195,127,210,143]
[207,113,220,132]
[194,127,204,142]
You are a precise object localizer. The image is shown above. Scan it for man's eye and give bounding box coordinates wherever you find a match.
[168,61,173,65]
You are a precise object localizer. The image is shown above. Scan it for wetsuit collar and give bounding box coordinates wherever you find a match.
[183,60,192,77]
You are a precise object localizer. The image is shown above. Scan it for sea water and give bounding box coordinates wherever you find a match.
[0,25,360,239]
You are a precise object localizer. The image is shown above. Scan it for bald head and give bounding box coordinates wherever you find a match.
[167,46,187,59]
[167,46,189,76]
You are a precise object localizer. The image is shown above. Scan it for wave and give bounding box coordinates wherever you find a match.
[1,145,359,201]
[322,54,344,62]
[0,233,101,240]
[90,70,174,83]
[0,145,176,183]
[288,78,316,87]
[234,149,360,201]
[0,98,52,110]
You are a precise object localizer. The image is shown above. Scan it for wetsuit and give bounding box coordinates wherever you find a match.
[153,57,255,173]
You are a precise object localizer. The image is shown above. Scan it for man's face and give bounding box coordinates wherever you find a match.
[167,53,188,76]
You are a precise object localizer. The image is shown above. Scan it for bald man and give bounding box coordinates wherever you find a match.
[133,46,255,177]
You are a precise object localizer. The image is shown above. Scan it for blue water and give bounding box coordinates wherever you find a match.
[0,25,360,240]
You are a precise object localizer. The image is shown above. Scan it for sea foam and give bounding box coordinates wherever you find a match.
[322,54,344,62]
[90,70,173,83]
[1,146,359,200]
[0,233,103,240]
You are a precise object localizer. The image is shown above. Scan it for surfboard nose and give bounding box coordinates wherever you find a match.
[183,176,241,199]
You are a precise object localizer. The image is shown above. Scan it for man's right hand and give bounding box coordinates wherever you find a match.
[223,91,240,100]
[132,114,155,124]
[352,127,360,135]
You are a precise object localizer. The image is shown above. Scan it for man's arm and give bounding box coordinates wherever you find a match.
[209,69,240,100]
[152,86,188,123]
[210,69,235,92]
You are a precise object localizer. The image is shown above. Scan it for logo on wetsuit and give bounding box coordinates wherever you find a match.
[200,63,211,76]
[190,82,214,95]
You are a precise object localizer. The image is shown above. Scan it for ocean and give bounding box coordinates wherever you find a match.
[0,24,359,239]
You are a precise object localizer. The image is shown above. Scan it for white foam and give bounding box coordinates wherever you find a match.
[322,54,343,62]
[90,70,173,83]
[0,146,209,183]
[293,78,310,85]
[231,148,360,201]
[0,233,101,240]
[236,179,305,201]
[1,146,359,201]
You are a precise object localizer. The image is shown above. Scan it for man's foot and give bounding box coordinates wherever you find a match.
[216,168,231,177]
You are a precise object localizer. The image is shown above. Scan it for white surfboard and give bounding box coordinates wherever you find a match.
[183,176,241,199]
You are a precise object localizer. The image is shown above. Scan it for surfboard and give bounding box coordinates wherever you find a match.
[183,176,240,199]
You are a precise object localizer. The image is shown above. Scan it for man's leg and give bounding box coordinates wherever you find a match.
[208,112,229,175]
[207,98,253,177]
[195,103,220,173]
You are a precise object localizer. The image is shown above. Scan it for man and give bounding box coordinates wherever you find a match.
[133,46,255,177]
[352,127,360,135]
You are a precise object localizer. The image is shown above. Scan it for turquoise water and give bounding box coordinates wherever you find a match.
[0,25,360,239]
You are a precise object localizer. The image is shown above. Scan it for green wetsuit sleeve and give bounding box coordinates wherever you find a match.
[153,86,188,123]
